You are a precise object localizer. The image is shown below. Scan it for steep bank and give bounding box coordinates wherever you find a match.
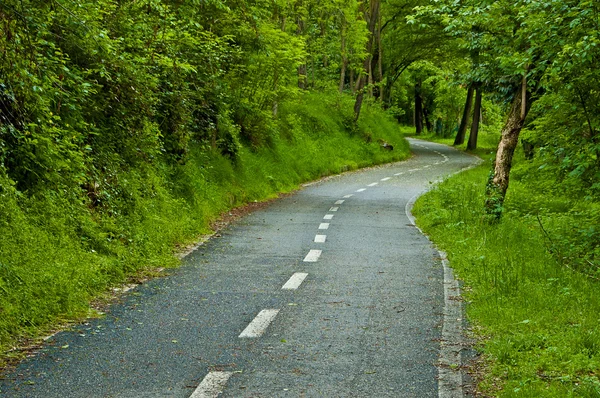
[0,91,409,363]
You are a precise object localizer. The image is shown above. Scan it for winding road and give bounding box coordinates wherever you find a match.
[0,138,478,397]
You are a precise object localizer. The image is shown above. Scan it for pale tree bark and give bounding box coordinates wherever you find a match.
[485,75,531,219]
[454,84,474,145]
[466,86,482,150]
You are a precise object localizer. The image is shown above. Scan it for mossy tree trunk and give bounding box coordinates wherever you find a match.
[485,77,532,219]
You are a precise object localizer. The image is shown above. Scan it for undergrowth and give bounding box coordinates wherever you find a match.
[0,91,409,364]
[413,149,600,396]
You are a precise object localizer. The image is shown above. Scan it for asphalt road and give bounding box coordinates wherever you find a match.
[0,138,478,397]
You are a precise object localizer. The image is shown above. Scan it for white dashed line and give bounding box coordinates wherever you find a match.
[329,207,339,212]
[282,273,309,290]
[368,182,378,187]
[314,234,327,243]
[303,249,322,262]
[343,194,353,198]
[318,223,329,230]
[239,309,280,338]
[323,214,334,220]
[423,165,430,168]
[409,168,420,172]
[380,177,391,181]
[394,172,404,176]
[356,188,366,192]
[335,200,345,205]
[190,371,233,398]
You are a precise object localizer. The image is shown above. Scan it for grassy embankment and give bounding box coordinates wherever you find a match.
[0,92,409,365]
[413,133,600,396]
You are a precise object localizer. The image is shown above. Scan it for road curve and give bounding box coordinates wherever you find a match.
[0,139,478,397]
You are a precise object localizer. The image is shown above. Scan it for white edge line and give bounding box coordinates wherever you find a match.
[189,371,233,398]
[281,272,309,290]
[239,309,280,338]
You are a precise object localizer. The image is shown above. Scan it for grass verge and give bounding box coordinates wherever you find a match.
[413,151,600,396]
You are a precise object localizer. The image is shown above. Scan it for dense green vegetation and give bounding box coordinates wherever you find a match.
[0,88,408,361]
[0,0,420,360]
[414,148,600,396]
[1,0,600,394]
[408,2,600,392]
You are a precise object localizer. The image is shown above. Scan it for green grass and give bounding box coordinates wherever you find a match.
[0,91,409,365]
[413,150,600,396]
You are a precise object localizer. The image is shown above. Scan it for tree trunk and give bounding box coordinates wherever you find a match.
[339,60,347,93]
[423,104,432,132]
[415,82,423,135]
[350,69,355,93]
[485,77,532,219]
[339,21,347,93]
[454,84,474,145]
[298,64,307,89]
[353,0,380,121]
[296,16,306,89]
[466,86,482,150]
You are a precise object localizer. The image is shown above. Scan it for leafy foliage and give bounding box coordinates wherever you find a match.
[0,0,410,357]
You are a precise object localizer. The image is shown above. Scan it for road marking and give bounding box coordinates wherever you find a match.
[380,177,391,181]
[329,207,339,212]
[394,172,404,176]
[368,182,378,187]
[239,309,280,338]
[314,235,327,243]
[356,188,366,192]
[323,214,334,220]
[335,200,345,205]
[343,194,353,198]
[409,168,420,172]
[303,249,322,262]
[190,371,233,398]
[318,223,329,230]
[423,165,430,168]
[282,273,309,290]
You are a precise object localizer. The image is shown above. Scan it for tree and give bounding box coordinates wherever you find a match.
[454,84,474,146]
